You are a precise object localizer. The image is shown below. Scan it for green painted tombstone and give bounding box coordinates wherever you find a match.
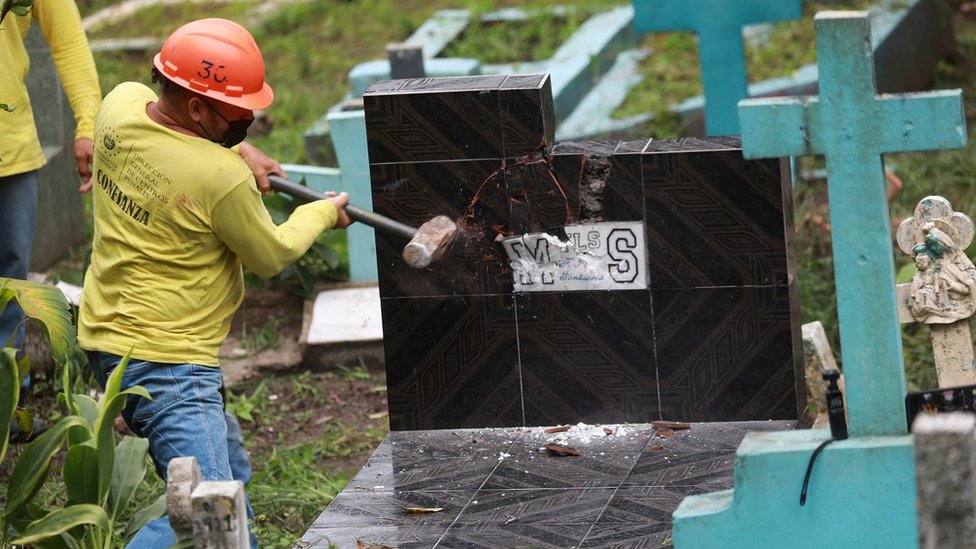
[673,12,967,547]
[632,0,802,136]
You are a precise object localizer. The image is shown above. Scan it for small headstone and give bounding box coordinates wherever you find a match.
[802,320,845,428]
[896,196,976,387]
[912,412,976,549]
[191,480,249,549]
[386,43,425,80]
[166,456,202,542]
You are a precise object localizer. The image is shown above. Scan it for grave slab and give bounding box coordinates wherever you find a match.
[363,75,800,431]
[299,420,794,548]
[305,286,383,345]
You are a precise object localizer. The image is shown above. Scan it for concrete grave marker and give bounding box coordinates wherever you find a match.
[190,481,249,548]
[672,12,968,547]
[896,196,976,388]
[632,0,802,136]
[738,11,967,437]
[913,413,976,549]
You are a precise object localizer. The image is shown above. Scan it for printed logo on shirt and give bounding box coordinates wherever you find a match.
[101,129,122,158]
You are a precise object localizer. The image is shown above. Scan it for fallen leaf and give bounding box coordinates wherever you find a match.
[367,411,389,420]
[313,415,335,426]
[655,429,674,438]
[603,427,615,435]
[357,540,395,549]
[544,425,571,434]
[402,506,444,513]
[649,446,664,452]
[651,421,691,430]
[545,444,582,457]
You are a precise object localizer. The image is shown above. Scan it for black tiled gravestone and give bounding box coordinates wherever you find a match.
[363,74,800,431]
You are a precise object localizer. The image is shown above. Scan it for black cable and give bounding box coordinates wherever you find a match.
[799,438,836,506]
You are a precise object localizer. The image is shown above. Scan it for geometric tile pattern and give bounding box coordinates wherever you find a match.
[364,74,801,430]
[299,420,795,548]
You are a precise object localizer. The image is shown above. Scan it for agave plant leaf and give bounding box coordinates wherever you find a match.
[11,504,109,546]
[0,278,75,367]
[0,347,18,463]
[63,443,99,504]
[93,354,149,504]
[123,492,166,543]
[66,394,97,446]
[71,393,99,429]
[2,416,85,520]
[109,436,149,521]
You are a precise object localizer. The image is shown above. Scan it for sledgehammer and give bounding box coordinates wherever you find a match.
[268,174,457,269]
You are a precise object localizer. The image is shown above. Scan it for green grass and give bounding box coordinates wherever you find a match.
[87,1,258,39]
[615,0,876,128]
[441,4,613,64]
[223,371,389,547]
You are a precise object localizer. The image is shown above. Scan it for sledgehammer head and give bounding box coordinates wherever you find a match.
[402,215,458,269]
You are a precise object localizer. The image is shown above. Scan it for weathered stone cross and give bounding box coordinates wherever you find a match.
[632,0,802,136]
[738,12,967,437]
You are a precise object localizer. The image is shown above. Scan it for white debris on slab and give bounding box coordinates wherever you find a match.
[531,422,632,446]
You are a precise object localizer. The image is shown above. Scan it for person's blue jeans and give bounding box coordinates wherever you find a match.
[87,352,257,548]
[0,171,37,369]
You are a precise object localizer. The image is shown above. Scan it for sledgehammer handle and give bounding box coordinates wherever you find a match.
[269,175,417,241]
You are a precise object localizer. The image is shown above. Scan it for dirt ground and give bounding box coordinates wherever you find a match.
[219,287,390,472]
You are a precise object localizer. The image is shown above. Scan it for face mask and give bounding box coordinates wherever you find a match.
[197,100,253,148]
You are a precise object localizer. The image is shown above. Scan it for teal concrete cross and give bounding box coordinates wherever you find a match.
[739,12,967,437]
[632,0,801,136]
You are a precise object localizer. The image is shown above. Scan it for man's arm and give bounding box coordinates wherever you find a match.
[33,0,101,192]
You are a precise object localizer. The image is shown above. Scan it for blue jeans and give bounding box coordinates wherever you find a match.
[87,352,257,548]
[0,171,37,364]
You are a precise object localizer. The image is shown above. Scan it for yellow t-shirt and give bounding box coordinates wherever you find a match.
[0,0,100,176]
[78,82,338,366]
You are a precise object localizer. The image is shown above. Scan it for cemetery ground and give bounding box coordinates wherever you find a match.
[4,0,976,548]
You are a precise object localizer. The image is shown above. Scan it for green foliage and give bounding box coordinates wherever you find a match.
[226,380,269,424]
[248,440,349,548]
[1,354,158,548]
[241,316,283,355]
[0,280,161,547]
[86,1,253,40]
[442,7,592,64]
[613,30,700,134]
[0,0,34,25]
[0,348,21,465]
[334,362,372,382]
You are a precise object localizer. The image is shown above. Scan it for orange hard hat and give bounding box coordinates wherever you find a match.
[153,18,274,110]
